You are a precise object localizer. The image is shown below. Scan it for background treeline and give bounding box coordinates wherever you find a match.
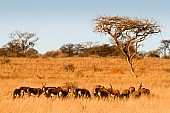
[0,31,170,59]
[45,42,122,58]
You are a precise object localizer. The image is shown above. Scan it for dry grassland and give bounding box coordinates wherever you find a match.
[0,57,170,113]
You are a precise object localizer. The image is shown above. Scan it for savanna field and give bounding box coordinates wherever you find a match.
[0,57,170,113]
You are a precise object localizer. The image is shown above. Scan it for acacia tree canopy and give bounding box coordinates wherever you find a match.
[93,16,161,77]
[160,39,170,56]
[3,31,38,57]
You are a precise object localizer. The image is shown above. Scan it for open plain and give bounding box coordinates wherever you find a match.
[0,57,170,113]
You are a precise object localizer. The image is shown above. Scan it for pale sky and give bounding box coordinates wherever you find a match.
[0,0,170,53]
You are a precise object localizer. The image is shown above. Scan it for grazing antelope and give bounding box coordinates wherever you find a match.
[27,88,43,97]
[131,83,143,98]
[58,90,68,98]
[111,90,121,99]
[131,90,141,98]
[13,88,23,99]
[143,88,150,95]
[93,85,109,99]
[93,85,106,97]
[74,88,91,99]
[138,83,150,96]
[80,89,91,98]
[120,89,130,99]
[44,87,63,98]
[20,87,30,96]
[97,90,109,99]
[57,86,72,99]
[107,85,120,99]
[129,87,135,94]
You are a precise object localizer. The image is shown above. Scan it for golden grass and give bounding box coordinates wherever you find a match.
[0,57,170,113]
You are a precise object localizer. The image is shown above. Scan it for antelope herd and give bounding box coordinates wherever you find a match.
[13,83,151,100]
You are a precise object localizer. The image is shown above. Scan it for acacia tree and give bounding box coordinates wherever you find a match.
[4,31,38,57]
[160,39,170,56]
[93,16,161,77]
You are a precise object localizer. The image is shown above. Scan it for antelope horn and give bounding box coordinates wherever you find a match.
[139,82,143,88]
[109,84,112,89]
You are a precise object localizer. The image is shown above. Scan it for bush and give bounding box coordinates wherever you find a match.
[92,64,103,72]
[64,64,76,72]
[44,50,60,58]
[162,55,170,59]
[1,58,10,64]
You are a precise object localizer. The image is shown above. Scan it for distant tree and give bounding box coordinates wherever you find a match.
[3,31,38,57]
[160,39,170,56]
[156,47,164,57]
[82,41,99,56]
[60,43,74,56]
[146,50,160,58]
[86,44,115,57]
[93,16,161,77]
[82,41,99,48]
[73,44,85,55]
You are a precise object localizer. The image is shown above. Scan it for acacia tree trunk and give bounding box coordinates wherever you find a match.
[126,57,137,78]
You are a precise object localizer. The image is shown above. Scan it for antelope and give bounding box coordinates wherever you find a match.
[93,85,106,97]
[44,87,63,98]
[13,88,23,99]
[107,85,120,99]
[93,85,109,99]
[58,86,72,99]
[73,88,91,99]
[58,90,68,98]
[81,89,91,98]
[138,83,150,96]
[129,87,135,94]
[97,90,109,99]
[131,83,143,98]
[27,88,43,97]
[20,87,30,96]
[142,88,150,95]
[131,90,141,98]
[120,89,130,99]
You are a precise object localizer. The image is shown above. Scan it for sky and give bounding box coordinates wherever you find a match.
[0,0,170,54]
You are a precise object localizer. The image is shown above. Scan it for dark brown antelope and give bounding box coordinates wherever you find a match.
[93,85,106,97]
[131,83,143,98]
[44,87,63,98]
[138,83,150,96]
[107,85,120,99]
[20,87,30,96]
[129,87,135,94]
[27,88,43,97]
[120,89,130,99]
[73,88,91,99]
[58,86,72,99]
[97,90,108,99]
[58,90,68,99]
[142,88,150,95]
[13,88,23,99]
[131,90,141,98]
[93,85,109,99]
